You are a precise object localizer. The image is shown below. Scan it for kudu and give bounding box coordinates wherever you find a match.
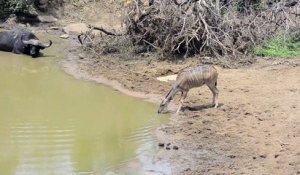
[158,65,219,114]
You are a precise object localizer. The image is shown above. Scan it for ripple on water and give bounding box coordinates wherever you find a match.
[0,38,169,175]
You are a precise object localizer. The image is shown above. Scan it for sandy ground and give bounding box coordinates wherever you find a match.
[0,1,299,174]
[53,1,300,174]
[62,44,300,174]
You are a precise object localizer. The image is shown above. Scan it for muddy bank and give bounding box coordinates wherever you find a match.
[42,1,300,174]
[60,37,300,174]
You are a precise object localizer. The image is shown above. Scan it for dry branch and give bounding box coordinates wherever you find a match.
[124,0,299,60]
[80,0,300,65]
[87,24,122,36]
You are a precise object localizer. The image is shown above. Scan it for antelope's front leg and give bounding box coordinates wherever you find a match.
[176,91,188,114]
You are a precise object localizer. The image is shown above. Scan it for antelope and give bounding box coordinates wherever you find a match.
[158,65,219,114]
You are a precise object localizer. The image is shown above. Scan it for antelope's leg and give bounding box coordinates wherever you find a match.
[176,91,188,114]
[207,82,219,108]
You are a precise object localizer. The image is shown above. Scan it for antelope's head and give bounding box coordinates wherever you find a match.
[158,98,170,114]
[158,87,176,114]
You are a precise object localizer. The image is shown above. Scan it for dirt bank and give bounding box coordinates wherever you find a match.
[61,40,300,174]
[1,1,299,174]
[55,1,300,174]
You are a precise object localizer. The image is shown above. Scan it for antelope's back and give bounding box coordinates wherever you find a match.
[177,65,218,88]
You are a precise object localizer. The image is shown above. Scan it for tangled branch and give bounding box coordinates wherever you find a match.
[125,0,299,59]
[79,0,299,64]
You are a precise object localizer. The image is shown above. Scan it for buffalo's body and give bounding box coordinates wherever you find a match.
[0,31,52,58]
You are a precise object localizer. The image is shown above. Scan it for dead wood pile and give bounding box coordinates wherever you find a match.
[79,0,300,63]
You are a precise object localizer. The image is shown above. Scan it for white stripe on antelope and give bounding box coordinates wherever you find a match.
[158,65,219,114]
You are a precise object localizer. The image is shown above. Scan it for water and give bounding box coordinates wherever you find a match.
[0,34,169,175]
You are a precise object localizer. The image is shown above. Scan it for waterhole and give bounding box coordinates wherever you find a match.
[0,34,169,175]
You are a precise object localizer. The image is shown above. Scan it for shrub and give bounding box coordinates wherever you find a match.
[253,34,300,58]
[92,0,299,62]
[0,0,37,19]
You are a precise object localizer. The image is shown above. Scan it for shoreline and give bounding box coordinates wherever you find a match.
[61,50,170,107]
[59,35,300,175]
[60,42,181,174]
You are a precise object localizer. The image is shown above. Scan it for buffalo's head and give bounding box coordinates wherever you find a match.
[21,36,52,58]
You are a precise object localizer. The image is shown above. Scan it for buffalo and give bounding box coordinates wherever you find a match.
[0,30,52,58]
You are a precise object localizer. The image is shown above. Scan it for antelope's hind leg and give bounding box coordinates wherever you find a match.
[207,82,219,108]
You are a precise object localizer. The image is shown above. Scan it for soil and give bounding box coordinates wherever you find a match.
[64,47,300,175]
[59,2,300,174]
[3,1,300,174]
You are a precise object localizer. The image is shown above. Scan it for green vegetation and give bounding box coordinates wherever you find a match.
[0,0,37,19]
[253,35,300,58]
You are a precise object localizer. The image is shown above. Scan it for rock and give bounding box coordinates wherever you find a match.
[60,34,69,39]
[78,53,85,59]
[166,147,171,150]
[63,23,89,34]
[173,146,179,150]
[158,143,165,147]
[184,168,191,172]
[259,155,267,158]
[5,15,17,25]
[38,15,58,23]
[228,155,236,158]
[50,27,60,30]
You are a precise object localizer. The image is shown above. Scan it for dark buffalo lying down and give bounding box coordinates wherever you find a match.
[0,30,52,58]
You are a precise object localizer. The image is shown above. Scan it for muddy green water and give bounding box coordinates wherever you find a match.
[0,34,169,175]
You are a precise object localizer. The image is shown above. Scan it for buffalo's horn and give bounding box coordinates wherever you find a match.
[21,35,39,45]
[38,40,52,48]
[21,35,52,48]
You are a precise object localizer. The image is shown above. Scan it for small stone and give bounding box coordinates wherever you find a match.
[228,155,236,158]
[166,147,171,150]
[38,15,58,23]
[253,156,257,159]
[274,154,279,158]
[158,143,164,147]
[260,155,267,158]
[184,168,191,171]
[78,53,85,59]
[173,146,179,150]
[187,121,193,125]
[166,143,171,146]
[50,27,60,30]
[60,34,69,39]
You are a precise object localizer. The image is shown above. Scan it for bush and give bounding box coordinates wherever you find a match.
[109,0,299,61]
[253,35,300,58]
[0,0,37,19]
